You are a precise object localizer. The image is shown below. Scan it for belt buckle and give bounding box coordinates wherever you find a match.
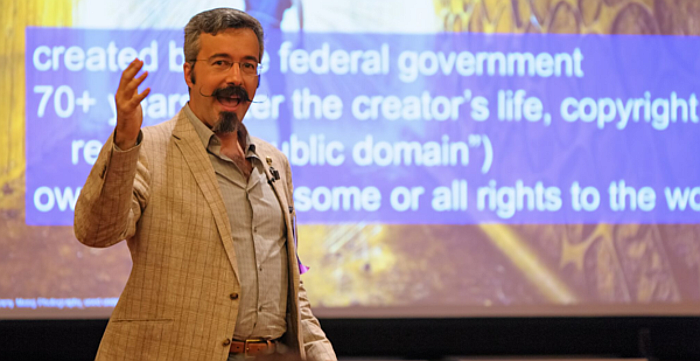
[244,338,268,357]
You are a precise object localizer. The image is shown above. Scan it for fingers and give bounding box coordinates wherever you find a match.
[123,70,149,96]
[118,58,144,90]
[117,59,150,109]
[133,87,151,105]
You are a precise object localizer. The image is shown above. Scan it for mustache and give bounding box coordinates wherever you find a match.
[199,85,252,103]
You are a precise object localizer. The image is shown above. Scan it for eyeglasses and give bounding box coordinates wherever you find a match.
[193,59,262,76]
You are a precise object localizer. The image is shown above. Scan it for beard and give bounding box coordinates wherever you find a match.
[190,69,250,135]
[211,111,239,134]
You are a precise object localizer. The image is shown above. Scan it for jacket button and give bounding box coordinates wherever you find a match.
[223,338,231,346]
[229,293,239,300]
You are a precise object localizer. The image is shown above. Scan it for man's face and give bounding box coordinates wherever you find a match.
[184,28,260,131]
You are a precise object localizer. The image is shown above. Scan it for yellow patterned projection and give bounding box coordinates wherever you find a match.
[1,0,73,208]
[433,0,700,35]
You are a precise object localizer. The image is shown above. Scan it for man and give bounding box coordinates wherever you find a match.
[74,8,336,361]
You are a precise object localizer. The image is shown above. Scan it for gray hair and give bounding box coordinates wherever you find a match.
[184,8,264,63]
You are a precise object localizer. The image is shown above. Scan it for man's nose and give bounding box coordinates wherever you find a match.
[225,62,244,84]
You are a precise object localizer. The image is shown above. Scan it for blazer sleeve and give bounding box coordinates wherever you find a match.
[73,130,150,248]
[283,157,337,361]
[298,280,337,361]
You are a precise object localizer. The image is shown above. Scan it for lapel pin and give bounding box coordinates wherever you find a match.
[270,166,281,181]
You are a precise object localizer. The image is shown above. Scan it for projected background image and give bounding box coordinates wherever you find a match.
[1,0,700,319]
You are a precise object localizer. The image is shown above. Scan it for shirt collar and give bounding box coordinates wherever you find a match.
[184,103,256,154]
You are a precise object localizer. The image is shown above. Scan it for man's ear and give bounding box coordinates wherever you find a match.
[184,62,195,88]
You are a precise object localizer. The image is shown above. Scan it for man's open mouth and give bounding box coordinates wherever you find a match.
[217,95,241,107]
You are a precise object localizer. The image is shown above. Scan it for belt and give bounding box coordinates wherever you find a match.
[229,339,277,356]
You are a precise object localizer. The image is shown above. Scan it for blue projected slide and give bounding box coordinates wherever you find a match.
[26,29,700,225]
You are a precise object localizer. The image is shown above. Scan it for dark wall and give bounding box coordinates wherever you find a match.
[1,317,699,360]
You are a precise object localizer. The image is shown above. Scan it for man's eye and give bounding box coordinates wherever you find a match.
[212,60,229,67]
[241,62,256,70]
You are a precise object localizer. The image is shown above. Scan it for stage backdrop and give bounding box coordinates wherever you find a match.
[2,0,700,319]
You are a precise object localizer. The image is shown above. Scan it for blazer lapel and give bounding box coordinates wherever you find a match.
[258,151,302,293]
[171,112,240,284]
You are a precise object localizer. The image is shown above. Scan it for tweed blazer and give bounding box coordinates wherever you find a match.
[74,109,336,361]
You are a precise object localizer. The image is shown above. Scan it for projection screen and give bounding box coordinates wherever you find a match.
[2,0,700,319]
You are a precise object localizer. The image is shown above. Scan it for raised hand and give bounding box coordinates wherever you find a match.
[114,58,151,149]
